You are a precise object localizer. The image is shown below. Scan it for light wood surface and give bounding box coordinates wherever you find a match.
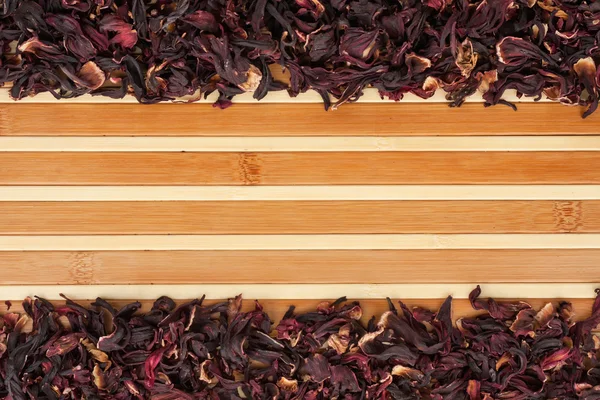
[3,283,599,303]
[3,185,600,201]
[0,103,597,136]
[2,136,600,152]
[1,102,599,317]
[2,152,600,185]
[1,249,600,284]
[3,234,600,250]
[0,87,539,104]
[2,200,598,234]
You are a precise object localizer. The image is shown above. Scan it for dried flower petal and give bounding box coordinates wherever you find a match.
[0,289,599,397]
[0,0,599,117]
[455,39,478,77]
[573,57,598,118]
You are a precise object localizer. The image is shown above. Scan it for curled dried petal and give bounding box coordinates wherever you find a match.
[573,57,598,118]
[277,377,299,392]
[455,39,478,77]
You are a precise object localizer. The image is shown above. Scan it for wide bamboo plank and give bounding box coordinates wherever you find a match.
[1,201,598,234]
[0,103,597,136]
[2,250,600,284]
[1,298,596,333]
[2,152,600,185]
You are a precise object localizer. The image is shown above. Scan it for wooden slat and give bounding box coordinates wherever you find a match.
[3,234,600,250]
[4,186,600,201]
[1,201,598,234]
[1,298,596,333]
[5,283,598,299]
[1,249,600,284]
[0,87,540,104]
[2,152,600,185]
[3,136,600,152]
[0,103,596,136]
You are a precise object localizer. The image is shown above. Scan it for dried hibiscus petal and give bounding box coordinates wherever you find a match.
[0,0,599,117]
[0,288,599,397]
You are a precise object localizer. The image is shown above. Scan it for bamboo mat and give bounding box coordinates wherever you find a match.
[2,100,600,328]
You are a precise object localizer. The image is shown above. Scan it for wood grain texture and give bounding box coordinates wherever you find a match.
[0,103,596,136]
[1,200,598,234]
[3,136,600,152]
[5,283,597,299]
[2,152,600,185]
[0,87,543,104]
[1,100,598,315]
[2,249,600,284]
[3,234,600,250]
[2,298,597,333]
[4,186,600,201]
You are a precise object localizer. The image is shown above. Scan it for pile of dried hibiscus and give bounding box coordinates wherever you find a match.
[2,0,600,115]
[1,287,600,399]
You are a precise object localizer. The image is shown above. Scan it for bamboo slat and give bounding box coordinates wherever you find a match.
[3,186,600,201]
[1,97,598,332]
[0,87,533,104]
[2,136,600,152]
[2,283,598,300]
[0,103,596,136]
[2,234,600,250]
[1,201,598,234]
[0,186,600,202]
[1,249,600,284]
[2,152,600,185]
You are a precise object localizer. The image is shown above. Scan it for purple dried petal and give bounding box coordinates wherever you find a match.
[497,36,545,68]
[339,28,380,62]
[540,347,572,371]
[99,15,138,49]
[330,365,361,393]
[301,354,331,383]
[182,11,219,33]
[306,26,337,62]
[1,288,600,397]
[144,346,169,388]
[17,37,65,61]
[46,332,85,357]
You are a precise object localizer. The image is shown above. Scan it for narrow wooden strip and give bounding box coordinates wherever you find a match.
[2,201,598,234]
[2,249,600,284]
[0,284,598,299]
[3,298,595,333]
[2,234,600,250]
[0,103,593,136]
[2,152,600,185]
[2,136,600,151]
[2,186,600,201]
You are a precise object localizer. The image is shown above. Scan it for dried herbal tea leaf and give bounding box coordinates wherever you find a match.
[1,0,600,116]
[0,288,600,398]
